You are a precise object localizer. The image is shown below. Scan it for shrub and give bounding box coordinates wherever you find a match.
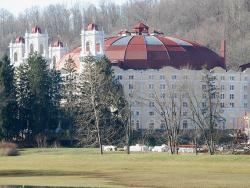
[0,142,20,156]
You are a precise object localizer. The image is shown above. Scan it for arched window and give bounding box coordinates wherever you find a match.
[53,56,56,65]
[86,41,90,52]
[14,52,18,62]
[30,44,34,54]
[96,42,100,52]
[39,44,44,55]
[52,56,56,69]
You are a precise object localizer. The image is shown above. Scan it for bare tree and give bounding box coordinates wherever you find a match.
[187,69,225,155]
[152,80,185,154]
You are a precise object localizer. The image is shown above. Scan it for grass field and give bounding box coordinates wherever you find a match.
[0,148,250,188]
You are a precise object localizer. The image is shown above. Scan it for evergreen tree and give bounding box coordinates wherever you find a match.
[62,55,77,145]
[14,63,32,141]
[0,54,17,140]
[47,68,62,138]
[26,53,53,141]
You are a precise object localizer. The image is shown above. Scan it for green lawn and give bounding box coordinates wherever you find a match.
[0,148,250,188]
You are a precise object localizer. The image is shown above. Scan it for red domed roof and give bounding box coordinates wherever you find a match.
[32,26,42,33]
[87,23,98,31]
[105,35,225,70]
[15,36,25,43]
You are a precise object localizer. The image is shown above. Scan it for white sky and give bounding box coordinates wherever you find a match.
[0,0,126,16]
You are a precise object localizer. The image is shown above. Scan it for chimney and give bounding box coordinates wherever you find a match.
[220,40,226,64]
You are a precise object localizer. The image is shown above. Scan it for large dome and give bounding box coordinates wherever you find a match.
[105,35,225,70]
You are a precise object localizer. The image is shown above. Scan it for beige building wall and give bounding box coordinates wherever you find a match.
[113,66,250,130]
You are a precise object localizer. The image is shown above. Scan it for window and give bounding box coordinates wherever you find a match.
[202,93,207,99]
[244,85,247,91]
[136,111,140,116]
[230,76,235,81]
[172,84,176,89]
[14,52,18,62]
[52,56,56,69]
[149,75,154,79]
[230,85,234,90]
[86,41,90,52]
[117,75,122,80]
[230,103,234,108]
[212,93,216,99]
[171,75,177,80]
[129,84,133,89]
[30,44,34,54]
[220,103,225,108]
[221,94,225,99]
[149,84,154,89]
[160,75,165,80]
[202,85,207,90]
[183,120,188,129]
[244,76,248,81]
[202,102,207,108]
[183,111,187,116]
[160,84,165,89]
[221,85,225,90]
[183,102,188,107]
[230,94,234,100]
[160,122,165,130]
[136,120,140,129]
[149,122,154,129]
[39,44,44,54]
[160,93,165,99]
[128,75,134,79]
[244,103,248,108]
[221,76,225,81]
[244,94,247,99]
[149,93,154,98]
[183,75,188,80]
[131,120,134,127]
[149,111,154,116]
[96,42,100,52]
[149,101,154,107]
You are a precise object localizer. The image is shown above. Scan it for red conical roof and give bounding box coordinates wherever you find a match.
[15,36,25,43]
[87,23,99,31]
[32,26,42,33]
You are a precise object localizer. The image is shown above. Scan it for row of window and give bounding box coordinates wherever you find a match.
[131,120,189,130]
[118,75,178,80]
[118,75,247,81]
[128,83,247,91]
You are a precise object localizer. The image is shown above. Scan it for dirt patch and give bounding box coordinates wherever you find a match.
[0,170,104,178]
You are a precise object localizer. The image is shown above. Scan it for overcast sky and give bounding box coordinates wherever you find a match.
[0,0,126,16]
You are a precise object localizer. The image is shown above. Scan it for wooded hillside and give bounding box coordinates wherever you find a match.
[0,0,249,69]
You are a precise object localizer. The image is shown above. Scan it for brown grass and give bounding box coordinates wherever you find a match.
[1,148,250,187]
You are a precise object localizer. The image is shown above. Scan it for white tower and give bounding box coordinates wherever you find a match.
[49,40,68,69]
[24,26,49,59]
[9,36,25,67]
[80,23,104,58]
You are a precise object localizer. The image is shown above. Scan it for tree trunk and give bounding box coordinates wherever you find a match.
[96,114,103,155]
[93,101,103,155]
